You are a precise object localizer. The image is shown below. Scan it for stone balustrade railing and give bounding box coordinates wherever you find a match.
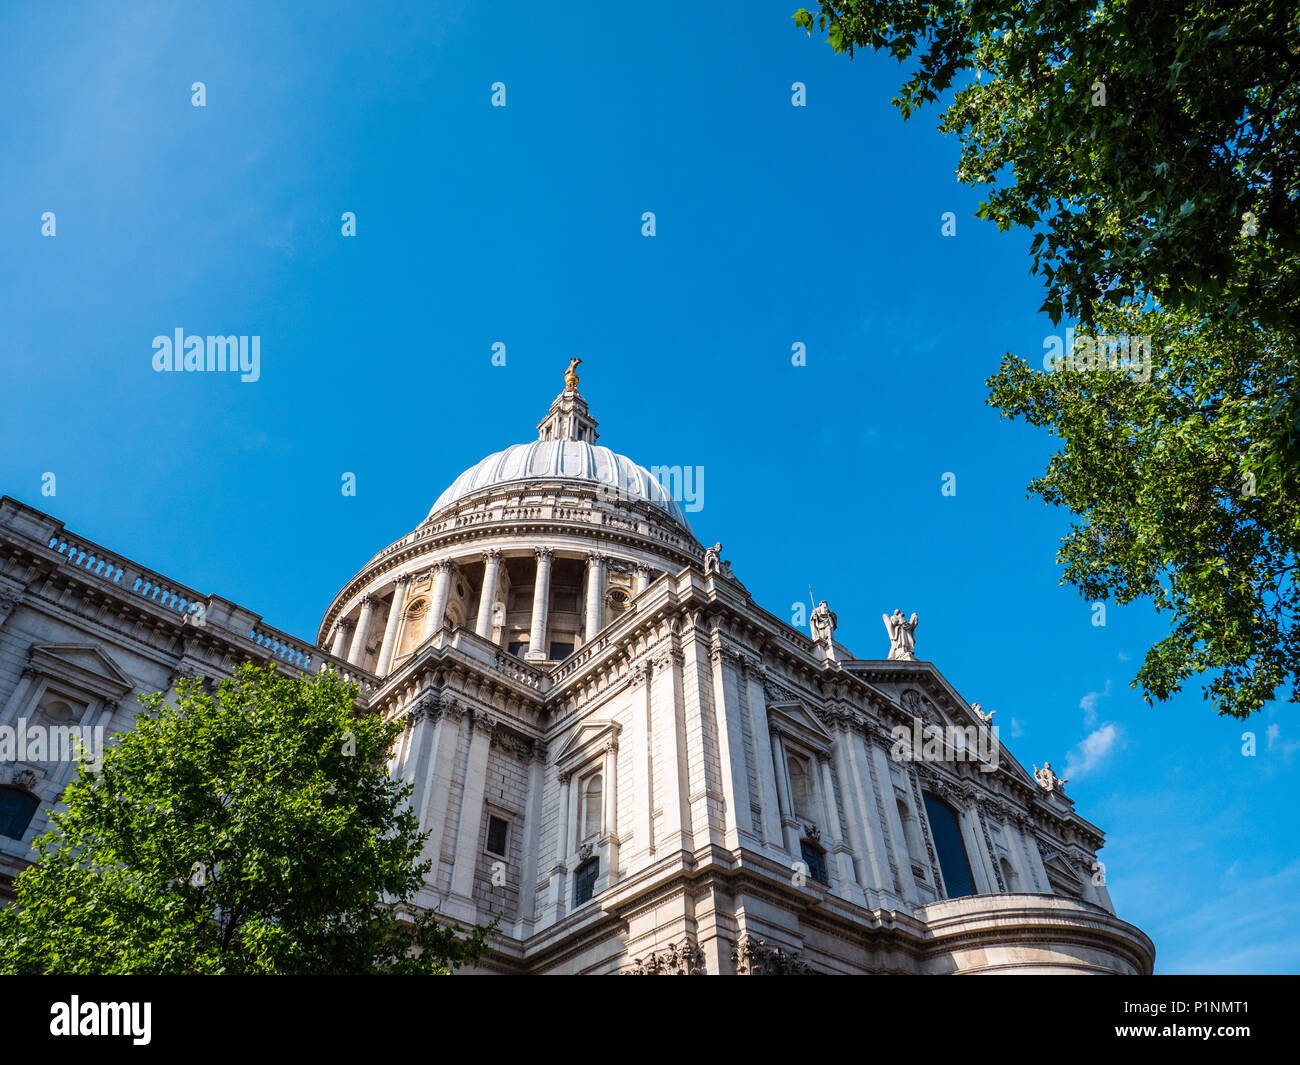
[6,502,378,697]
[48,533,206,622]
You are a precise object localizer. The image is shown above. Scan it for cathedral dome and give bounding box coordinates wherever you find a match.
[428,439,690,530]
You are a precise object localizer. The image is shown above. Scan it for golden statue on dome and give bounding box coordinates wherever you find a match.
[565,357,582,391]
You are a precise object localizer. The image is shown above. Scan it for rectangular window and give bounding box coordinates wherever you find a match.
[549,641,574,661]
[486,815,509,857]
[800,841,829,885]
[507,640,529,657]
[574,858,599,906]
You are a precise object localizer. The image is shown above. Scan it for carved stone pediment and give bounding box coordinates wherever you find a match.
[553,719,621,777]
[766,700,833,753]
[27,644,135,699]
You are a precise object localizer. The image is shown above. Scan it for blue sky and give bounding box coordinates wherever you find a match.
[1,1,1295,973]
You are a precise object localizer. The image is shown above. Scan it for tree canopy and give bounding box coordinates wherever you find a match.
[795,0,1299,716]
[0,664,490,974]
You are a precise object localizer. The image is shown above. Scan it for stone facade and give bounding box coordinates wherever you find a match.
[0,374,1154,974]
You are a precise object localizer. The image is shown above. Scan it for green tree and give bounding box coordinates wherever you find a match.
[794,1,1299,328]
[795,1,1300,716]
[0,664,491,973]
[989,304,1298,717]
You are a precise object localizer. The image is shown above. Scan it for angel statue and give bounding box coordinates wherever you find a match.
[882,609,919,661]
[565,357,582,391]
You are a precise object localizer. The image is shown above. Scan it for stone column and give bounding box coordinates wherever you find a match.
[818,751,861,901]
[744,663,784,850]
[633,565,650,596]
[543,770,573,925]
[829,726,886,904]
[374,575,410,676]
[403,695,440,824]
[475,550,502,638]
[651,647,691,856]
[415,694,464,902]
[1022,826,1052,892]
[584,553,603,641]
[423,561,452,642]
[1001,813,1033,892]
[958,801,996,894]
[709,647,757,850]
[447,712,497,916]
[601,739,619,883]
[627,661,655,864]
[770,727,801,855]
[870,739,919,904]
[345,596,377,667]
[329,618,353,658]
[515,743,547,938]
[526,548,553,660]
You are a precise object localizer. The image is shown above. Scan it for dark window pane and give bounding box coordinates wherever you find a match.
[507,641,529,657]
[574,858,599,906]
[923,793,976,899]
[800,841,829,885]
[549,642,574,661]
[486,815,509,856]
[0,788,39,841]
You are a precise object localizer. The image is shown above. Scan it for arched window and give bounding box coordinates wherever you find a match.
[580,772,603,841]
[0,787,39,841]
[788,755,813,821]
[923,793,976,899]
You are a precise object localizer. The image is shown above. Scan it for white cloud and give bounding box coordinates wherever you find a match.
[1010,717,1025,739]
[1079,679,1112,727]
[1064,723,1121,780]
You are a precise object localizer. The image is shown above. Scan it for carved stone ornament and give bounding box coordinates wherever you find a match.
[730,934,814,975]
[882,609,919,661]
[624,939,706,976]
[809,600,838,646]
[578,841,594,862]
[11,768,39,791]
[1033,761,1068,794]
[408,694,439,728]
